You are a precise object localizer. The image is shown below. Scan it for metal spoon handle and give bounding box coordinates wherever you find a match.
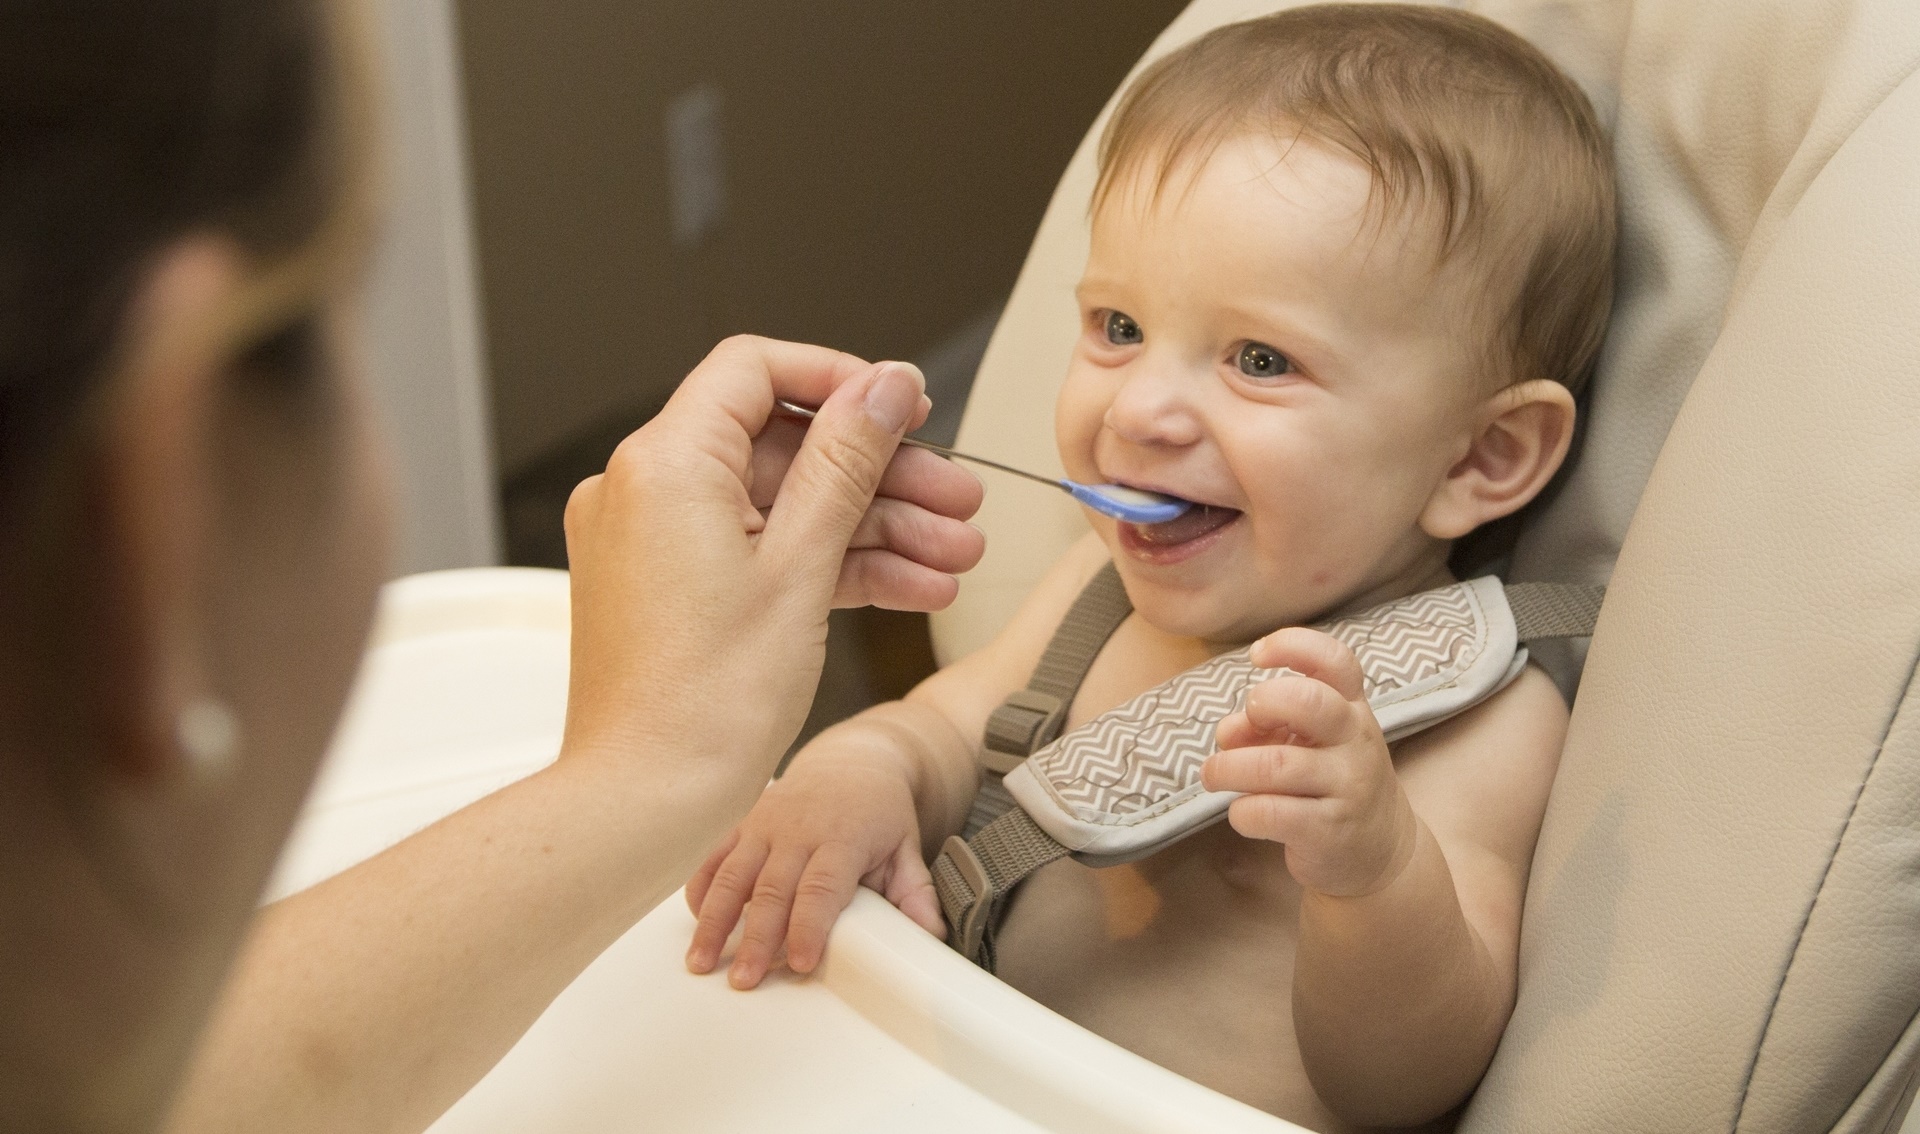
[772,399,1064,490]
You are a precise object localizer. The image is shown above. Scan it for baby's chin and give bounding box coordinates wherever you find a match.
[1113,564,1293,647]
[1094,522,1292,642]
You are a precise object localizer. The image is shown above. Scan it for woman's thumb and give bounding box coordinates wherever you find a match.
[760,361,926,588]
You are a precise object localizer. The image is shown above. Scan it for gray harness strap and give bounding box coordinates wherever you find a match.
[933,808,1068,972]
[1505,581,1607,640]
[961,563,1133,839]
[979,562,1134,771]
[933,569,1606,972]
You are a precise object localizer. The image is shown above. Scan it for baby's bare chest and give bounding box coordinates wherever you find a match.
[992,824,1343,1125]
[1062,614,1221,730]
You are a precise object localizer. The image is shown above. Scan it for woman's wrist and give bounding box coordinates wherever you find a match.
[553,730,774,852]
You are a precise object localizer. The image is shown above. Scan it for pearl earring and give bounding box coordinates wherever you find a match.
[176,699,240,780]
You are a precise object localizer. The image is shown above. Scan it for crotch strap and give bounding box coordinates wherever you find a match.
[933,573,1605,971]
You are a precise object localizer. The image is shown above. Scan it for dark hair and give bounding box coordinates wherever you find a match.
[0,0,360,516]
[1095,4,1616,396]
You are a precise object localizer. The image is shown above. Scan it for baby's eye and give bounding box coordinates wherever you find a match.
[1103,310,1143,346]
[1236,342,1292,380]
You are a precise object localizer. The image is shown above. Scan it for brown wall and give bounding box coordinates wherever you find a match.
[456,1,1188,477]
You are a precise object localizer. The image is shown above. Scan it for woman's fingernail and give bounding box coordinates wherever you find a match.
[865,362,924,433]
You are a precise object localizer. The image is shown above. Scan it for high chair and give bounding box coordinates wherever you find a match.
[275,1,1920,1129]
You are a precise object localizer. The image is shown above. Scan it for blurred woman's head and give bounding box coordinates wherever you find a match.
[0,0,373,497]
[0,1,390,1127]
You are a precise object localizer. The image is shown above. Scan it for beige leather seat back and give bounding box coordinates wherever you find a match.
[930,2,1920,1129]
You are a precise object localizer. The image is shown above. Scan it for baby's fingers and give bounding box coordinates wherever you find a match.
[1202,744,1332,797]
[1250,627,1366,703]
[729,849,811,989]
[686,836,767,975]
[685,828,741,915]
[877,838,946,941]
[783,845,864,975]
[1239,671,1356,747]
[1224,791,1320,845]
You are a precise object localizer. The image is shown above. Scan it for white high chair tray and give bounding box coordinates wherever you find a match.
[269,568,1300,1134]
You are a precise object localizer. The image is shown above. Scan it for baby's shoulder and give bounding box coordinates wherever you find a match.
[1394,662,1568,859]
[1396,661,1568,774]
[911,534,1116,725]
[1470,661,1571,751]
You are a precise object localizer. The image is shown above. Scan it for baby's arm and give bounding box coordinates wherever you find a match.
[1202,628,1566,1127]
[685,533,1115,989]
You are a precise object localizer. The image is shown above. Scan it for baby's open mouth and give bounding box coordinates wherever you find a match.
[1122,503,1242,547]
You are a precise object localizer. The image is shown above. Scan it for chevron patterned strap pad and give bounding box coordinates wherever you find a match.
[1002,575,1525,865]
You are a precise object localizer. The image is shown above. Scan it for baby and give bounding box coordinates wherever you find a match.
[686,5,1613,1129]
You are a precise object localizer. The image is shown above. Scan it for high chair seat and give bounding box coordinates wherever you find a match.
[932,1,1920,1130]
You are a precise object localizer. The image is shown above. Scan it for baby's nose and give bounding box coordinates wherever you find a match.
[1104,367,1205,448]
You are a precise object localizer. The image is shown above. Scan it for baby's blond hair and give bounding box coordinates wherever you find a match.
[1095,3,1615,395]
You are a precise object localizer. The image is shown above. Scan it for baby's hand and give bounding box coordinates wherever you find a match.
[684,752,944,989]
[1202,628,1417,899]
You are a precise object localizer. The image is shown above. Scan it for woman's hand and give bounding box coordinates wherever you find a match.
[560,336,984,793]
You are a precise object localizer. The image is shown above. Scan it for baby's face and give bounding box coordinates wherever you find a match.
[1059,133,1488,643]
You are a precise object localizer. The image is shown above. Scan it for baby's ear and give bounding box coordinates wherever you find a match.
[1419,380,1576,540]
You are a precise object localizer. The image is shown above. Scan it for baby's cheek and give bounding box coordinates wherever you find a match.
[1052,369,1105,460]
[1243,485,1370,581]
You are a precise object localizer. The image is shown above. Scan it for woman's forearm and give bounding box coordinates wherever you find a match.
[1291,817,1512,1127]
[163,749,758,1134]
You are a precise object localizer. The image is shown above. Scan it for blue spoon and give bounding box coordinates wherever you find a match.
[772,400,1193,524]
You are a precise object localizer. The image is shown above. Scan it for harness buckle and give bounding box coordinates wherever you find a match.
[939,836,996,962]
[981,689,1066,773]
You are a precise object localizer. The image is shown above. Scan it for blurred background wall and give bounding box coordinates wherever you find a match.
[361,0,499,575]
[370,0,1189,744]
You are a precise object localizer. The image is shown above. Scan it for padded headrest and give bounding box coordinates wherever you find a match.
[931,1,1920,1130]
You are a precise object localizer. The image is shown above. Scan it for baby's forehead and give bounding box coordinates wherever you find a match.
[1104,133,1475,273]
[1092,134,1498,352]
